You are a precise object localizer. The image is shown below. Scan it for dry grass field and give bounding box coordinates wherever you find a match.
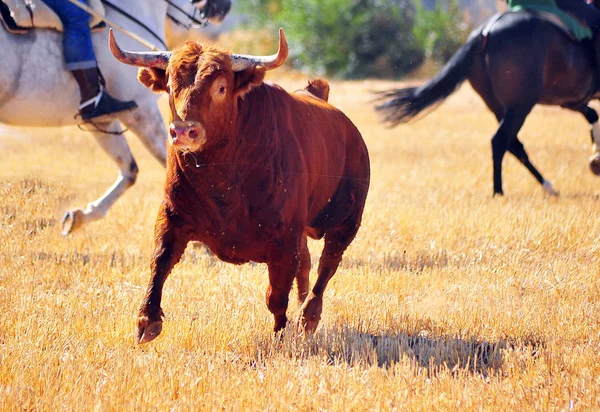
[2,71,600,410]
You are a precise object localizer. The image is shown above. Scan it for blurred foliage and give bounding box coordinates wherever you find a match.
[237,0,470,78]
[413,0,469,63]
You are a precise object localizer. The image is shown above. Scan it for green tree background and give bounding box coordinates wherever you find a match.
[236,0,470,78]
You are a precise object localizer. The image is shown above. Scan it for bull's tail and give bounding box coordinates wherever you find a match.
[376,30,485,125]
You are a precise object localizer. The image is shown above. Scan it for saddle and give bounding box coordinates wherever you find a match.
[0,0,105,34]
[484,10,592,42]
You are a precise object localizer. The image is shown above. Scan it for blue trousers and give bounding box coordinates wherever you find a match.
[43,0,97,70]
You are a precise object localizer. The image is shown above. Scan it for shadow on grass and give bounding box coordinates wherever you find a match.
[250,325,543,378]
[561,192,600,201]
[343,249,457,272]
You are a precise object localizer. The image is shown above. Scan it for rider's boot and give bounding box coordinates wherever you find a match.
[72,67,138,122]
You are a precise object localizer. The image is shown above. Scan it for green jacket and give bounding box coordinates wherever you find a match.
[507,0,557,7]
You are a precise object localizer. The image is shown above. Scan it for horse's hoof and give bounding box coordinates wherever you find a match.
[61,209,84,235]
[135,316,163,344]
[589,154,600,176]
[542,181,560,197]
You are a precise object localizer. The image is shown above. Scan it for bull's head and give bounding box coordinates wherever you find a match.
[109,28,288,153]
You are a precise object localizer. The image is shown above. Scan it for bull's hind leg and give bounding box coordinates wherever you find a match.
[296,235,311,304]
[299,214,363,333]
[61,120,138,234]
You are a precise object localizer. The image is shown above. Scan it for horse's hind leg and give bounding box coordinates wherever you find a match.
[491,106,557,196]
[486,105,556,195]
[61,120,138,235]
[490,106,536,195]
[471,73,553,195]
[471,57,555,195]
[507,138,558,196]
[119,102,167,167]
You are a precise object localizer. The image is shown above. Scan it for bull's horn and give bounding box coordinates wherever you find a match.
[108,29,171,69]
[230,28,288,72]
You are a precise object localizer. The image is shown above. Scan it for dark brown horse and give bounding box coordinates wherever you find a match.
[377,9,600,196]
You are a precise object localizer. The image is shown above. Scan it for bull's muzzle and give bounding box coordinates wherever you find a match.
[169,121,206,150]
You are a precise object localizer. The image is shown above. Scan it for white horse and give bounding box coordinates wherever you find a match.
[0,0,231,234]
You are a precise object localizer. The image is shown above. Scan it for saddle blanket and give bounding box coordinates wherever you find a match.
[0,0,104,33]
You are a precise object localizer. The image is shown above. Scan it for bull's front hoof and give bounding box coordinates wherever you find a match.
[297,313,320,335]
[61,209,85,235]
[589,154,600,176]
[136,316,163,344]
[298,295,322,334]
[273,315,287,333]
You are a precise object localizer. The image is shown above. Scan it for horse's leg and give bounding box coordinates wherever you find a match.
[572,105,600,175]
[507,138,559,196]
[61,120,138,234]
[483,101,555,195]
[574,105,599,144]
[118,103,167,167]
[491,106,533,196]
[470,64,551,195]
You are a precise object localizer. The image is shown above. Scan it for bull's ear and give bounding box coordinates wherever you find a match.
[233,66,266,98]
[138,68,168,93]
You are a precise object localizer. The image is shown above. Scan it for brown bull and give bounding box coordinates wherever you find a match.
[109,29,370,344]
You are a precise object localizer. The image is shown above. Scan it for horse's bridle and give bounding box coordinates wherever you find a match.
[165,0,210,29]
[101,0,211,50]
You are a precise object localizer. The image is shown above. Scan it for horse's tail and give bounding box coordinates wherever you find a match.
[376,30,485,125]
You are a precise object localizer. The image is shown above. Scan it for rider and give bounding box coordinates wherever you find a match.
[507,0,600,27]
[507,0,600,67]
[553,0,600,70]
[43,0,137,122]
[555,0,600,29]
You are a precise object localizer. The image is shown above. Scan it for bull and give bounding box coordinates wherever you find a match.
[109,28,371,343]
